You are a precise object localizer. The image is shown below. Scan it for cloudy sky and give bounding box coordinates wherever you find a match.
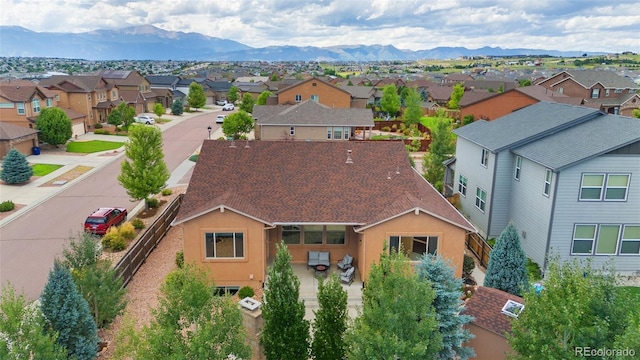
[1,0,639,53]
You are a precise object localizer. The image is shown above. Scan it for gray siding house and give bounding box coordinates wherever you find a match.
[451,102,640,275]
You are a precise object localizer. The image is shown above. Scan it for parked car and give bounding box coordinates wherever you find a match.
[84,207,128,235]
[222,103,235,111]
[216,115,226,124]
[216,100,227,106]
[135,114,155,125]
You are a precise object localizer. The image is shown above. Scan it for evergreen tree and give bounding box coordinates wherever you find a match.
[483,223,529,296]
[416,254,475,360]
[186,82,206,110]
[380,84,400,117]
[311,275,348,360]
[347,246,442,359]
[257,90,272,105]
[35,107,72,147]
[240,93,255,113]
[118,124,170,209]
[1,148,33,184]
[261,241,310,360]
[403,87,423,125]
[40,261,98,360]
[422,116,455,192]
[0,284,67,360]
[171,98,184,115]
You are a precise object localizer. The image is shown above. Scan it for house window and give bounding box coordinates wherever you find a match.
[615,88,623,94]
[333,127,342,140]
[580,174,605,200]
[458,175,467,196]
[112,90,117,99]
[595,225,621,255]
[282,225,301,245]
[514,156,522,180]
[475,187,486,212]
[88,94,91,100]
[0,102,14,108]
[16,102,25,115]
[310,94,319,102]
[604,174,630,201]
[327,127,332,139]
[343,127,350,140]
[620,225,640,255]
[543,169,552,196]
[605,89,610,97]
[295,94,302,102]
[290,126,295,136]
[481,148,489,167]
[205,232,244,258]
[389,235,438,260]
[326,225,346,245]
[32,98,40,113]
[571,224,596,254]
[557,87,563,94]
[304,225,323,245]
[46,98,53,107]
[312,82,317,86]
[591,88,600,98]
[55,95,60,101]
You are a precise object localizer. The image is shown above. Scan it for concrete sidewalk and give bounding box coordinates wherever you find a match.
[0,108,217,227]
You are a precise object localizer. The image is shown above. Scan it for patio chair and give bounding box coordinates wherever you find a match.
[340,266,355,286]
[337,254,353,271]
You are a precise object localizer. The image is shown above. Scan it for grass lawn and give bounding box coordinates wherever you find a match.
[32,163,64,176]
[66,140,124,153]
[618,286,640,299]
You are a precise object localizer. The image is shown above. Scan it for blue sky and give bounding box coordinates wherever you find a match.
[1,0,639,53]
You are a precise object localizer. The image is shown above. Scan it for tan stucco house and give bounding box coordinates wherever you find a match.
[172,141,475,291]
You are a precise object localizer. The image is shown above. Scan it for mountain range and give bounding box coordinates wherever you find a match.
[0,25,600,61]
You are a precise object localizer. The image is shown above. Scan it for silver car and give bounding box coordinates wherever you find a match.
[135,114,155,125]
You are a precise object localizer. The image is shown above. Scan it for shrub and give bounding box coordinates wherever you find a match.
[382,126,391,132]
[463,254,476,278]
[161,188,173,196]
[110,236,127,251]
[93,123,103,129]
[119,222,136,240]
[462,114,475,125]
[527,258,542,281]
[487,238,496,247]
[0,200,15,212]
[238,286,255,299]
[146,197,159,208]
[131,218,145,229]
[175,250,184,268]
[93,129,110,135]
[101,227,120,250]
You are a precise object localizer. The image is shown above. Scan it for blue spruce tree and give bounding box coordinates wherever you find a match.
[0,148,33,184]
[417,254,475,360]
[40,261,99,360]
[483,223,529,296]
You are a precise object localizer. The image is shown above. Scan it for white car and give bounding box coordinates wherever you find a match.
[135,114,155,125]
[216,115,226,124]
[216,100,227,106]
[222,103,235,111]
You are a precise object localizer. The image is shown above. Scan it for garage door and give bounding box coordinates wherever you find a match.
[72,122,85,137]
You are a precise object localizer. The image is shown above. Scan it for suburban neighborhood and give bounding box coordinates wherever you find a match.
[1,52,640,359]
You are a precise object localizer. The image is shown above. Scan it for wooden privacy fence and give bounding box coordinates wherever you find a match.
[115,194,183,287]
[466,232,492,268]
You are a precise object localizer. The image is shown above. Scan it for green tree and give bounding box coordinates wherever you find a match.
[153,103,165,120]
[422,117,455,191]
[240,93,255,113]
[403,87,423,126]
[447,83,465,109]
[483,223,529,296]
[40,262,99,360]
[35,107,72,147]
[261,241,310,360]
[614,308,640,356]
[107,102,136,131]
[114,265,250,359]
[171,98,183,115]
[257,90,272,105]
[311,275,348,360]
[186,82,206,110]
[0,148,33,184]
[633,108,640,119]
[417,255,475,360]
[508,258,632,359]
[347,246,442,359]
[380,84,401,117]
[222,110,254,140]
[227,85,240,103]
[0,284,67,360]
[118,125,170,209]
[60,232,127,328]
[518,79,532,87]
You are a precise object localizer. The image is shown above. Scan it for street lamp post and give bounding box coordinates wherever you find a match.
[207,125,212,139]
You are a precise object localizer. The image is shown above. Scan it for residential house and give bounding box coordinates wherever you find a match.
[252,100,375,140]
[96,70,153,114]
[277,77,352,108]
[39,75,120,130]
[0,79,57,129]
[442,73,474,85]
[146,75,178,109]
[171,141,475,290]
[0,122,39,158]
[450,102,640,274]
[464,286,524,360]
[234,81,269,103]
[537,69,639,116]
[204,80,233,105]
[340,85,376,108]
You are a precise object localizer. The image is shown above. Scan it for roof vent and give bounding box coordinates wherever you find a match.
[396,166,400,175]
[244,139,250,148]
[346,149,353,164]
[230,139,237,148]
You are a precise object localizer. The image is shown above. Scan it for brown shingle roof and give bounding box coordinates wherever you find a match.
[0,80,56,102]
[464,286,524,337]
[173,141,475,232]
[0,122,39,140]
[254,100,374,126]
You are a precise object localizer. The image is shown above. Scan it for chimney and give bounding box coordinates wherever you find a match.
[345,149,353,164]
